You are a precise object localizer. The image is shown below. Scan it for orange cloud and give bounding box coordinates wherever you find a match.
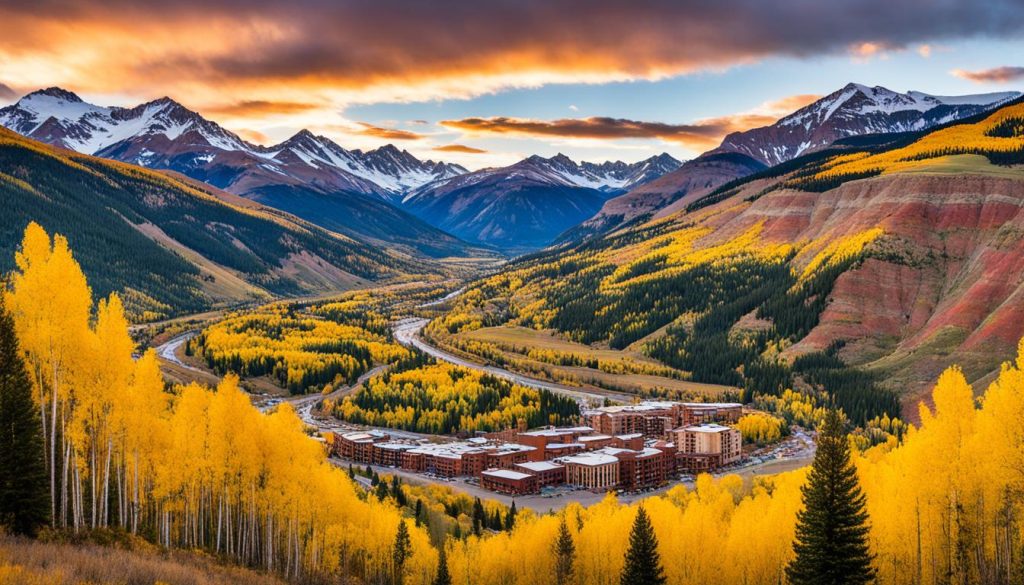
[204,100,321,117]
[356,123,424,141]
[440,93,821,150]
[233,128,272,145]
[0,1,1020,111]
[433,144,488,154]
[952,66,1024,83]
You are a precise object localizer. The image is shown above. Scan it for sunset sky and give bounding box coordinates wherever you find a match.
[1,0,1023,169]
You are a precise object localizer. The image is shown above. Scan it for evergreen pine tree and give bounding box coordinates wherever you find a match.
[433,542,452,585]
[348,464,355,480]
[553,516,576,585]
[786,409,876,585]
[504,500,517,530]
[472,497,485,535]
[619,506,666,585]
[0,300,49,536]
[375,480,389,501]
[392,519,412,585]
[415,498,424,527]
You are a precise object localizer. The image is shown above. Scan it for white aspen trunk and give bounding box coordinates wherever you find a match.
[102,440,111,527]
[61,437,70,528]
[49,364,58,528]
[217,494,223,552]
[50,380,58,526]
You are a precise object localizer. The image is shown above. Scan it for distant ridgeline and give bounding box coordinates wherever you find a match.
[0,129,423,321]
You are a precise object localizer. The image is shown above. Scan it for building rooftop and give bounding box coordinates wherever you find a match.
[519,426,593,437]
[341,431,388,442]
[375,442,416,451]
[516,461,564,472]
[482,469,534,481]
[583,401,742,416]
[560,453,619,466]
[578,434,613,443]
[583,401,678,415]
[679,423,733,433]
[545,442,584,450]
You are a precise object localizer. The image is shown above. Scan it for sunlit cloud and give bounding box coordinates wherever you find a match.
[357,123,424,141]
[204,100,321,117]
[440,92,822,151]
[433,144,488,154]
[917,44,933,58]
[952,66,1024,83]
[1,0,1022,113]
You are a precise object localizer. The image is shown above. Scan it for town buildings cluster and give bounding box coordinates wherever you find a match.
[329,401,744,495]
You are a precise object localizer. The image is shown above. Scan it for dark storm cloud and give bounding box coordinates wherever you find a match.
[2,1,1023,93]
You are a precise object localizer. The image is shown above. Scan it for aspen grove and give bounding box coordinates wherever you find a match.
[4,223,436,583]
[6,221,1024,585]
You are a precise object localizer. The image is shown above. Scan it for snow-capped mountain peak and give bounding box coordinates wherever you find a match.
[0,87,469,198]
[717,83,1021,166]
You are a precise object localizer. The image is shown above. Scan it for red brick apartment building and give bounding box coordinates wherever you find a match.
[673,424,742,472]
[583,402,743,440]
[514,461,566,487]
[480,469,538,495]
[606,447,672,491]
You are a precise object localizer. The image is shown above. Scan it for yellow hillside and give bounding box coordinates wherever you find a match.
[814,102,1024,179]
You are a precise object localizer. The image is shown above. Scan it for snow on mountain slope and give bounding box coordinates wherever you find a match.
[0,87,466,198]
[404,152,680,205]
[714,83,1021,166]
[400,153,681,250]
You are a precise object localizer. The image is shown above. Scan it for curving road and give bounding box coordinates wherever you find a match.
[392,317,634,405]
[156,331,204,373]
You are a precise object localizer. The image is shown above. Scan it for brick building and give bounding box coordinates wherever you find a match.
[514,461,566,487]
[583,401,744,440]
[333,431,390,463]
[673,424,742,472]
[604,447,672,491]
[480,469,538,495]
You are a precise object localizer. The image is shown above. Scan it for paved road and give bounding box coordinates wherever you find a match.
[392,318,634,406]
[156,331,204,373]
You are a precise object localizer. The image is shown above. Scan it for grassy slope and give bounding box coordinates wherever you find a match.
[0,534,285,585]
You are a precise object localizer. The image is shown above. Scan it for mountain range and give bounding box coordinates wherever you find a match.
[0,126,433,321]
[575,83,1021,239]
[0,88,689,255]
[0,88,486,258]
[442,95,1024,417]
[402,153,682,250]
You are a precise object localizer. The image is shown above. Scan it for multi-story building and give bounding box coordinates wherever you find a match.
[673,424,742,472]
[681,403,743,426]
[603,447,672,491]
[561,453,620,490]
[333,431,390,463]
[480,469,538,495]
[373,442,416,467]
[583,402,677,438]
[515,427,594,458]
[515,461,566,487]
[583,401,744,440]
